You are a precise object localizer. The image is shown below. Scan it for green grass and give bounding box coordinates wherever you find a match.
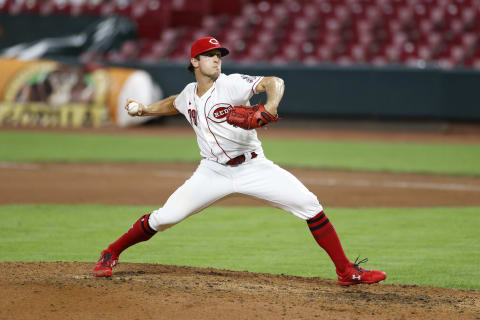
[1,131,480,175]
[265,139,480,175]
[0,204,479,290]
[0,131,200,163]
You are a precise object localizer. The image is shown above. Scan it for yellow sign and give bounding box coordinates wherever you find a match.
[0,58,149,128]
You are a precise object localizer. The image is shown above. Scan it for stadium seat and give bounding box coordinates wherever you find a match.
[473,58,480,70]
[3,0,480,70]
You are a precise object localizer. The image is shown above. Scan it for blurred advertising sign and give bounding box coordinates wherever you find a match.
[0,58,161,128]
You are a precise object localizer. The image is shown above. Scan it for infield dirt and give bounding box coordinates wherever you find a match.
[1,124,479,319]
[1,262,479,320]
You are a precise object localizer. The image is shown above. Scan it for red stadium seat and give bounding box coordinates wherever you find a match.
[3,0,480,70]
[302,55,322,65]
[246,45,268,61]
[270,55,289,65]
[450,45,466,63]
[39,1,55,15]
[335,55,354,66]
[437,58,456,69]
[83,1,101,15]
[461,7,478,31]
[0,0,11,13]
[7,1,23,15]
[384,45,402,63]
[99,2,115,16]
[350,44,368,63]
[462,33,478,50]
[211,0,243,15]
[315,46,335,61]
[473,58,480,70]
[69,3,85,16]
[370,55,389,66]
[418,45,434,60]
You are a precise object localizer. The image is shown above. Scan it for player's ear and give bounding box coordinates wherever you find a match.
[191,57,200,68]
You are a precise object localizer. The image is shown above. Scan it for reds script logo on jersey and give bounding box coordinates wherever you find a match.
[207,103,233,123]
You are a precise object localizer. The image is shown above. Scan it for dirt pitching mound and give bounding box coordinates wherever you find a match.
[1,262,478,320]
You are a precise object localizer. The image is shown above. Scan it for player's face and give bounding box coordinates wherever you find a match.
[193,49,222,79]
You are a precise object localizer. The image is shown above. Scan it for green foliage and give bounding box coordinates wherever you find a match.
[1,204,479,290]
[1,131,480,175]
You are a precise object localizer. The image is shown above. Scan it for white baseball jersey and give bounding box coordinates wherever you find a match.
[173,73,264,164]
[149,72,323,232]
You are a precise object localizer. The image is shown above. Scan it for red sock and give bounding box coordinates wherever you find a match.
[307,211,350,274]
[107,214,156,256]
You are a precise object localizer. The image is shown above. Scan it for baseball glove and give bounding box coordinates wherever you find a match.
[226,104,279,130]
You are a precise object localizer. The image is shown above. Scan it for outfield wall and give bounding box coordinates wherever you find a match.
[4,56,479,124]
[120,62,480,121]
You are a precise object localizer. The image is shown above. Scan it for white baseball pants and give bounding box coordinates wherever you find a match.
[149,155,323,231]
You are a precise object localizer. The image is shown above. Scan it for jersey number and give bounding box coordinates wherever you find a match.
[188,109,198,126]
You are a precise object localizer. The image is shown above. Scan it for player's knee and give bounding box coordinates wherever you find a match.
[295,194,323,220]
[149,208,188,232]
[294,206,323,221]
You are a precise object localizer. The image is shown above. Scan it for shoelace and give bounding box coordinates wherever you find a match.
[101,252,113,267]
[353,256,369,273]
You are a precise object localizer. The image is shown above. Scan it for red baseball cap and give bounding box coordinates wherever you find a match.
[190,37,229,59]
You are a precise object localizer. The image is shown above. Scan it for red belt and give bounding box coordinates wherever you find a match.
[226,152,257,166]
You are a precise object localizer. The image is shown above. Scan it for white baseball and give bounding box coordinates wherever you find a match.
[127,102,140,115]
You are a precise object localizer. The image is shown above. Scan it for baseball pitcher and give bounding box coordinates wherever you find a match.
[93,37,386,286]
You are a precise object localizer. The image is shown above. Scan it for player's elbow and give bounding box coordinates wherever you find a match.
[270,76,284,88]
[263,76,284,92]
[257,76,285,95]
[272,77,285,94]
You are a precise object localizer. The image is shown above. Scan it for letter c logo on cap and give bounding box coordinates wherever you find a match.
[209,38,219,45]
